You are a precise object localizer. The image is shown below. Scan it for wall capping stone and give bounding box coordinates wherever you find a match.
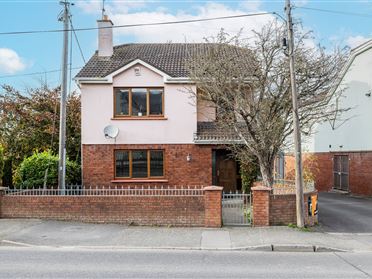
[204,186,223,191]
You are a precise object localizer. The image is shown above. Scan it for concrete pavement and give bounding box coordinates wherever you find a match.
[1,219,372,252]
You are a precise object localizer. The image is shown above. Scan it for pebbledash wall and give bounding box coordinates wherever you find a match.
[0,187,223,227]
[80,64,199,146]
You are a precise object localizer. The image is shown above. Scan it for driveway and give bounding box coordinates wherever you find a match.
[318,192,372,233]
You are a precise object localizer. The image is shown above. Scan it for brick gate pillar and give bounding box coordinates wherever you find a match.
[252,184,271,226]
[204,186,223,228]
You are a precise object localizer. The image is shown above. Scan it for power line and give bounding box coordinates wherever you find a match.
[69,17,86,64]
[0,12,276,36]
[296,6,372,18]
[0,66,82,79]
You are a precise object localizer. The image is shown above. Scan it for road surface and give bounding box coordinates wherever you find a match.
[0,247,372,278]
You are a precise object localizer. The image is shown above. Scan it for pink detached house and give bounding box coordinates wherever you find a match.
[75,16,243,191]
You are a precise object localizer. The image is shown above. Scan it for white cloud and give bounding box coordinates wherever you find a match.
[346,35,370,49]
[0,48,26,74]
[75,0,102,14]
[106,2,275,43]
[76,0,147,15]
[110,1,147,14]
[240,0,262,12]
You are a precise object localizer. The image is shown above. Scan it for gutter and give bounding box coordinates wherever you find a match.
[74,76,194,86]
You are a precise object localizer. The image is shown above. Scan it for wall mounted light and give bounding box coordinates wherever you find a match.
[186,154,192,162]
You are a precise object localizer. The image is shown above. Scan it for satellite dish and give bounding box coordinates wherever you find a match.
[104,125,119,139]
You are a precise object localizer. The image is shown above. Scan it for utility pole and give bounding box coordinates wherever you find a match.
[58,1,70,194]
[285,0,305,227]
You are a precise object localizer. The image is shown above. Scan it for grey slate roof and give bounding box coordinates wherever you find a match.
[75,43,246,79]
[194,122,242,143]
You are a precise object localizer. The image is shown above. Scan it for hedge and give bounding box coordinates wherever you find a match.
[14,151,81,188]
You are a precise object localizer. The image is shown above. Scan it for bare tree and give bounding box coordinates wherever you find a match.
[187,21,348,188]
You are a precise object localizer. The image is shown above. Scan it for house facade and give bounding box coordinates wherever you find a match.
[75,17,242,191]
[286,40,372,196]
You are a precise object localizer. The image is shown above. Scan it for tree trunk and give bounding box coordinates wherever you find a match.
[3,158,13,188]
[258,157,274,188]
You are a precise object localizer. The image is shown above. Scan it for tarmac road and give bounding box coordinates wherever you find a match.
[0,247,372,278]
[318,192,372,233]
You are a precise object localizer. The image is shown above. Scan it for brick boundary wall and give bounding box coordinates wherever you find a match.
[252,185,318,227]
[0,186,223,228]
[270,191,318,226]
[285,152,372,196]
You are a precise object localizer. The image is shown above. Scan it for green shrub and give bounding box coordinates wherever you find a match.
[0,145,4,185]
[14,151,81,188]
[240,161,260,193]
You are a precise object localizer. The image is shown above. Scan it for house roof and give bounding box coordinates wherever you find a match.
[194,122,243,144]
[75,43,248,79]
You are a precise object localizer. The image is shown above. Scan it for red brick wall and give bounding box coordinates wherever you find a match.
[82,144,212,187]
[252,183,318,227]
[0,195,204,226]
[0,187,223,227]
[310,153,333,192]
[348,152,372,196]
[269,194,296,225]
[269,192,318,226]
[204,186,222,227]
[252,187,271,226]
[285,152,372,196]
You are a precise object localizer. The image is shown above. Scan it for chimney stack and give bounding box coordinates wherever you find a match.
[97,15,113,57]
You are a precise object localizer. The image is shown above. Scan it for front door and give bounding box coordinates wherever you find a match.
[216,151,237,192]
[333,155,349,191]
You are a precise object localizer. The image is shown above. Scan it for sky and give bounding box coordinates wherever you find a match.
[1,0,372,90]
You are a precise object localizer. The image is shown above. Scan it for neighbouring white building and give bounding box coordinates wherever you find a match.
[286,40,372,196]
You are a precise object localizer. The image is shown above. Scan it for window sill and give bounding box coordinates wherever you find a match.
[111,117,168,120]
[111,179,169,183]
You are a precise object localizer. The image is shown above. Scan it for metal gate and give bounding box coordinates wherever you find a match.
[222,192,251,226]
